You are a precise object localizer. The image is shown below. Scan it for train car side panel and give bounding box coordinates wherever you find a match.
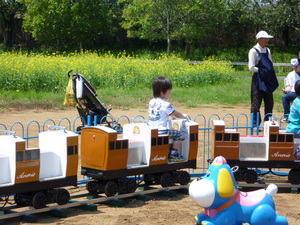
[105,137,128,170]
[66,136,79,177]
[15,148,40,184]
[269,132,294,161]
[149,130,169,165]
[81,128,108,169]
[188,124,199,160]
[81,126,128,171]
[213,120,240,160]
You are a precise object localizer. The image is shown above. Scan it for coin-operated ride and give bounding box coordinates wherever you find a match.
[189,156,288,225]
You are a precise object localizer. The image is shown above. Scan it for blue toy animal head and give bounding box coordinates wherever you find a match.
[189,156,238,209]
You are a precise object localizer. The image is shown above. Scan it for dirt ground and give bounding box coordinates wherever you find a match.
[1,103,300,225]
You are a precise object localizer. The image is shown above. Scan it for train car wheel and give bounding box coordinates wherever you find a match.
[31,192,47,209]
[173,171,180,183]
[117,178,128,193]
[160,172,174,187]
[126,178,138,193]
[143,174,156,185]
[233,168,247,181]
[178,171,191,185]
[244,170,258,183]
[288,169,300,184]
[55,189,70,205]
[14,194,27,207]
[104,180,118,197]
[86,181,103,195]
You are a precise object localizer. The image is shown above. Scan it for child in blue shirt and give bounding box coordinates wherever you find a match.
[148,77,187,161]
[286,79,300,158]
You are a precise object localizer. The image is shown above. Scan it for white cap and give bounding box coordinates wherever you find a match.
[291,58,300,68]
[256,31,273,39]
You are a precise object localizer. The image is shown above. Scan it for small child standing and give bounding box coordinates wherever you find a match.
[286,79,300,159]
[148,76,187,161]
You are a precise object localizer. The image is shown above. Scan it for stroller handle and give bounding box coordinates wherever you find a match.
[67,70,73,77]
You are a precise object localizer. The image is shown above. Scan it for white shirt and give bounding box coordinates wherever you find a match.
[248,43,273,72]
[284,70,300,92]
[148,97,175,130]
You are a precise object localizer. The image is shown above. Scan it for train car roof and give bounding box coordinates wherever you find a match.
[81,126,117,134]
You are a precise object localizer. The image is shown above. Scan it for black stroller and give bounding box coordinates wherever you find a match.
[68,70,122,132]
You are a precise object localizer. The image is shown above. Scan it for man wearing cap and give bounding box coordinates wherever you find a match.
[281,58,300,123]
[248,30,279,127]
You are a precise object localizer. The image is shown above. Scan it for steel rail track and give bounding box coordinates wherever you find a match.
[237,180,300,190]
[0,184,189,221]
[0,179,298,222]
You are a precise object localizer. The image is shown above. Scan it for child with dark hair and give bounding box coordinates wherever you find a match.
[286,79,300,159]
[148,77,187,161]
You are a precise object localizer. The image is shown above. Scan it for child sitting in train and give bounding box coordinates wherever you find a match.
[286,79,300,159]
[148,76,188,161]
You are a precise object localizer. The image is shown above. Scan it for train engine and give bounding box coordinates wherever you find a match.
[212,120,300,184]
[81,119,199,196]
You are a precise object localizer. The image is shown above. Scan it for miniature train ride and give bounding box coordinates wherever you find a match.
[212,119,300,184]
[0,119,198,209]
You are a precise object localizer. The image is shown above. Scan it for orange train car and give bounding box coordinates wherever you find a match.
[0,127,78,209]
[212,120,300,184]
[81,119,199,196]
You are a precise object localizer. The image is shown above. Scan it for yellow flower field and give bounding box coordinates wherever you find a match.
[0,51,236,92]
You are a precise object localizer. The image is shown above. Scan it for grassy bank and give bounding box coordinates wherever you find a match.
[0,77,284,114]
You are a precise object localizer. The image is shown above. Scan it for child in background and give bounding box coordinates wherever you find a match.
[148,76,187,161]
[286,79,300,159]
[281,57,300,123]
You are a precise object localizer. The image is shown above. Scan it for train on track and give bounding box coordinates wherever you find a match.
[212,119,300,184]
[0,119,199,209]
[2,116,300,210]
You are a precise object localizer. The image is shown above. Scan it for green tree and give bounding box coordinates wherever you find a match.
[120,0,230,55]
[224,0,258,45]
[226,0,300,47]
[262,0,300,47]
[0,0,26,48]
[21,0,116,50]
[69,0,118,50]
[181,0,230,48]
[120,0,190,55]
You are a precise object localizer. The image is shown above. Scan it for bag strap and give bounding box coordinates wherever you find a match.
[253,47,269,56]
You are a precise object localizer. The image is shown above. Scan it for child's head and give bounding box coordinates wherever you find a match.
[291,58,300,69]
[291,58,300,73]
[152,76,172,97]
[295,80,300,97]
